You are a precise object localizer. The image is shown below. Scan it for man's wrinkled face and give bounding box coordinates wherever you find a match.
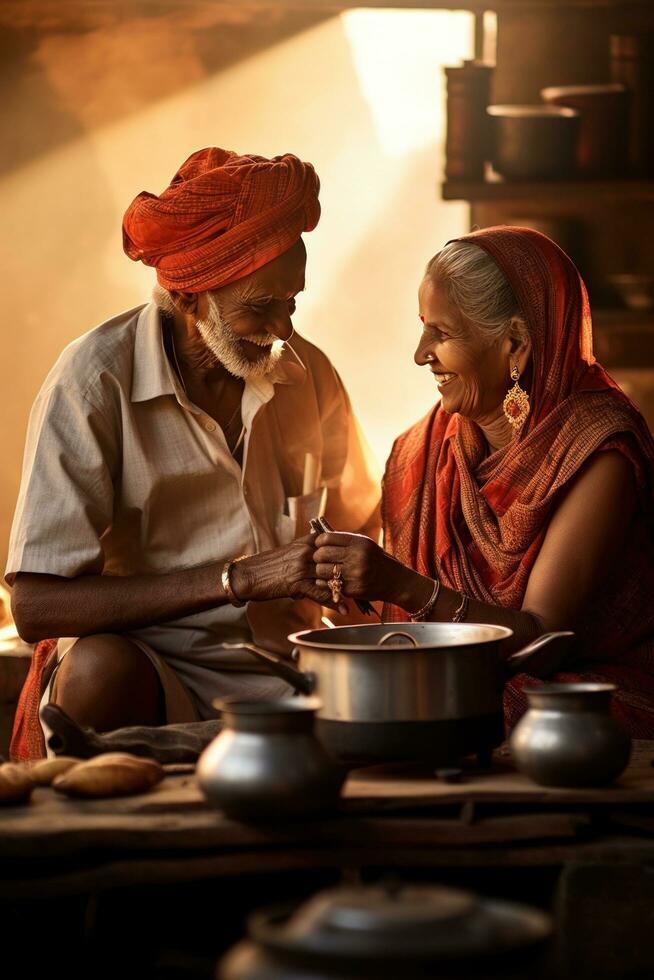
[195,239,306,380]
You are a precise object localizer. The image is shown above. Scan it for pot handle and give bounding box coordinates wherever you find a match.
[505,631,575,680]
[221,642,315,695]
[377,631,420,648]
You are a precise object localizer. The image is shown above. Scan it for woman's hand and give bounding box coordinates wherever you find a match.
[231,534,346,611]
[312,532,426,606]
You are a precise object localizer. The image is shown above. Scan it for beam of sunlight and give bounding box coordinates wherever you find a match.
[341,9,473,158]
[1,11,475,566]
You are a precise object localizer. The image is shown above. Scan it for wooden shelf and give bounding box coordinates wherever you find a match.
[593,310,654,368]
[594,309,654,329]
[441,179,654,204]
[206,0,654,8]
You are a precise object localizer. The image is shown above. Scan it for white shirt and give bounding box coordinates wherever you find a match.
[6,302,380,717]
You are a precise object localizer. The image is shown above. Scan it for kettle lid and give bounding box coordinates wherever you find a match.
[295,884,476,934]
[250,883,550,963]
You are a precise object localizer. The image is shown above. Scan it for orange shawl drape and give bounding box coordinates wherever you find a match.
[383,226,654,736]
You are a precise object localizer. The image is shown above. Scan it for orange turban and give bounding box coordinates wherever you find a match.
[122,147,321,293]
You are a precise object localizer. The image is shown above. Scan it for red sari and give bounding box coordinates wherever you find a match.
[383,226,654,736]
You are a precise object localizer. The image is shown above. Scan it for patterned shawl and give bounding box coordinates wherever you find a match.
[382,226,654,735]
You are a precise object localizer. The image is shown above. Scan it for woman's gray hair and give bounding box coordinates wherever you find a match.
[424,241,527,346]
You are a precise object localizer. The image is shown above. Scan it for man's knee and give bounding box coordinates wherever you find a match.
[50,634,164,729]
[54,634,159,695]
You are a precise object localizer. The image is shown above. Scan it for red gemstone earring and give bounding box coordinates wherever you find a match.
[502,365,530,429]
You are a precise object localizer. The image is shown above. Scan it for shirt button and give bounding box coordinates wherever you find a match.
[204,420,216,432]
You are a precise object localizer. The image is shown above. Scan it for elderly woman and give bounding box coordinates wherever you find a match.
[313,226,654,736]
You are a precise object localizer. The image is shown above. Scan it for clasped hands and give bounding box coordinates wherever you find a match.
[230,531,415,612]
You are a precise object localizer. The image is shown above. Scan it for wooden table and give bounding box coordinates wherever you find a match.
[4,743,654,979]
[2,741,654,899]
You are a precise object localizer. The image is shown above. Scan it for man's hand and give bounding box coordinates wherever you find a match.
[232,534,346,610]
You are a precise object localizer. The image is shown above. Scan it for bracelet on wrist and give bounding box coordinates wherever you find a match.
[409,578,441,622]
[451,592,469,623]
[221,555,249,607]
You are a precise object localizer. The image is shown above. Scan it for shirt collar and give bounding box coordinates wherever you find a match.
[131,302,307,403]
[131,302,176,403]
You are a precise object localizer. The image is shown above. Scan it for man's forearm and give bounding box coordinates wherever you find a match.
[12,561,240,642]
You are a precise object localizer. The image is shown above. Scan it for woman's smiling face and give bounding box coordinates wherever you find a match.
[415,277,516,424]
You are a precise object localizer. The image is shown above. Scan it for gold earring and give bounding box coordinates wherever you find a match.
[503,365,530,429]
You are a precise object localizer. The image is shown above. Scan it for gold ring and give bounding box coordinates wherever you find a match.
[327,563,344,604]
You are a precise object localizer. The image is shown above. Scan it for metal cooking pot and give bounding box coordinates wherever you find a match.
[223,624,573,766]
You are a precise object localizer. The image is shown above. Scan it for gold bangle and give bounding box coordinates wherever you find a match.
[410,579,441,622]
[452,593,469,623]
[221,555,249,608]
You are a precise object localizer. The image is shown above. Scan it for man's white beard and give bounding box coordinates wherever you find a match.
[196,293,284,381]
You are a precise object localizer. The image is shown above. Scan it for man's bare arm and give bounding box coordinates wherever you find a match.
[11,535,333,642]
[11,564,231,642]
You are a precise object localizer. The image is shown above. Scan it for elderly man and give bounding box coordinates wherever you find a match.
[7,148,380,760]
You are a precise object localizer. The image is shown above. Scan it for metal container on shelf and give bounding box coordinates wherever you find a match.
[444,60,494,180]
[541,84,630,178]
[487,104,580,181]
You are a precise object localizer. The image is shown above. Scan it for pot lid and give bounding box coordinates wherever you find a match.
[304,885,475,933]
[249,884,551,963]
[289,622,512,651]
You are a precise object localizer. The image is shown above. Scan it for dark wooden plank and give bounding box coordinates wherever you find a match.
[1,742,652,857]
[5,833,654,901]
[0,797,589,858]
[605,811,654,836]
[441,180,654,203]
[593,310,654,330]
[346,740,654,808]
[0,0,636,18]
